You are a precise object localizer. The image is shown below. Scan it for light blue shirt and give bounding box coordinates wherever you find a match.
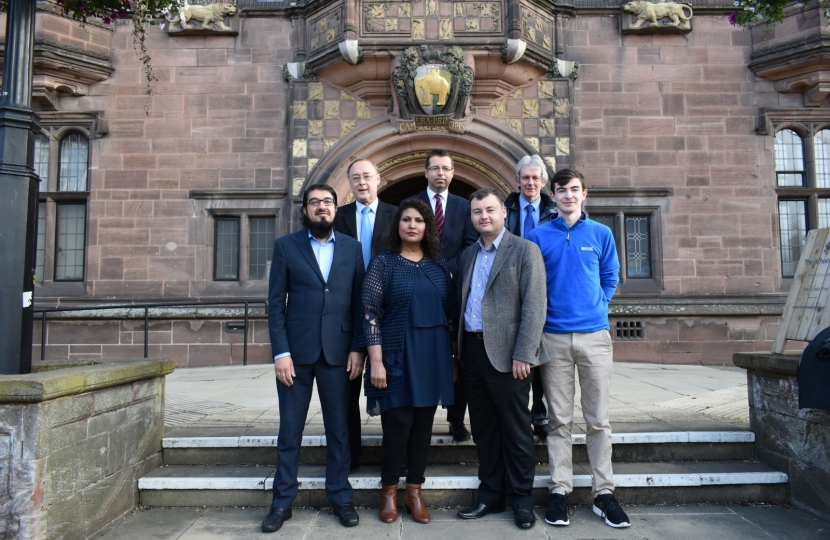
[464,228,506,332]
[274,230,336,361]
[519,195,541,238]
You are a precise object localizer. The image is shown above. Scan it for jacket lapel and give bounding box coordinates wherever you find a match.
[294,232,326,284]
[485,232,513,292]
[373,204,393,244]
[461,246,475,313]
[327,232,346,283]
[342,204,358,238]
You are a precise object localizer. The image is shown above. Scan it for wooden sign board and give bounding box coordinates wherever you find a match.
[773,227,830,354]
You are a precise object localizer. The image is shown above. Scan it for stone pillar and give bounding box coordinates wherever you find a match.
[0,0,40,374]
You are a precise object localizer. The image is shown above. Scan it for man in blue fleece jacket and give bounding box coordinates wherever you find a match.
[526,169,631,529]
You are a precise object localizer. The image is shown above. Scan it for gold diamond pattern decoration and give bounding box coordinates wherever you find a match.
[399,3,410,17]
[554,98,569,117]
[324,101,340,119]
[357,101,371,118]
[526,137,540,152]
[292,178,305,196]
[556,137,570,156]
[523,99,538,118]
[540,119,555,137]
[293,139,307,158]
[309,83,324,101]
[324,139,338,152]
[538,81,554,99]
[509,88,522,99]
[508,119,522,135]
[454,3,464,16]
[308,120,323,137]
[341,90,355,100]
[341,120,356,136]
[440,18,453,39]
[544,156,557,172]
[327,28,336,42]
[293,101,307,119]
[466,18,479,30]
[490,101,506,118]
[386,18,398,31]
[412,19,425,39]
[308,158,319,171]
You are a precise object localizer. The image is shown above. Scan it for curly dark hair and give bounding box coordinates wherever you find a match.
[385,199,442,260]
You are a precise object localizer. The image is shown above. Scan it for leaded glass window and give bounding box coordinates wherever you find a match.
[249,217,274,280]
[775,129,805,187]
[778,200,807,278]
[55,203,86,281]
[58,133,89,191]
[214,218,240,280]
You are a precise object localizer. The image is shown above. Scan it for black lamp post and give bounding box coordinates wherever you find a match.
[0,0,39,374]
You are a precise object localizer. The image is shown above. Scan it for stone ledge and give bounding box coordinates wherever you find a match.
[0,358,175,403]
[733,352,799,376]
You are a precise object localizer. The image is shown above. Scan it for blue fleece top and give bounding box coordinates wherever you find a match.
[527,213,620,334]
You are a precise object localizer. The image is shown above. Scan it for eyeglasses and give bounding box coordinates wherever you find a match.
[307,198,336,208]
[350,173,378,182]
[427,166,454,173]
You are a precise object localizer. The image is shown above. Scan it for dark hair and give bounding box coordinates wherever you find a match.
[551,169,585,191]
[346,158,379,179]
[302,183,338,207]
[385,199,441,260]
[469,188,505,207]
[424,149,453,170]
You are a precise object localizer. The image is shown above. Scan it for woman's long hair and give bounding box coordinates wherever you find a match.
[385,199,442,260]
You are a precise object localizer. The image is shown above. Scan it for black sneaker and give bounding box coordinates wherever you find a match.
[593,493,631,528]
[544,493,571,526]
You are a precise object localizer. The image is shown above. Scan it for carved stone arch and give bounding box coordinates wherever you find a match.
[773,123,809,139]
[299,115,539,207]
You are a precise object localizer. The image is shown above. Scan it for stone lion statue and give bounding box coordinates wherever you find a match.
[167,3,237,31]
[623,1,692,29]
[415,69,450,107]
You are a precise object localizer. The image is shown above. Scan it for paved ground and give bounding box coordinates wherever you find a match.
[163,362,752,437]
[100,504,830,539]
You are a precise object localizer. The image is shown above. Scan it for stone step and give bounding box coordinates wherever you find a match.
[161,431,756,466]
[138,460,788,508]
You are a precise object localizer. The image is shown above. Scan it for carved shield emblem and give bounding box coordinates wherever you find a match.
[414,65,452,115]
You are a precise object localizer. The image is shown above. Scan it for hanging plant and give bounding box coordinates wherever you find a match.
[729,0,791,26]
[50,0,183,108]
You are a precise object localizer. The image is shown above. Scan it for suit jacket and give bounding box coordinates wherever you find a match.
[268,229,365,366]
[457,230,548,372]
[408,190,478,276]
[504,191,557,237]
[333,200,398,259]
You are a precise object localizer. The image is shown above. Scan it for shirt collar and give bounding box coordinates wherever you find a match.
[308,229,336,243]
[355,198,379,213]
[519,195,541,213]
[477,226,506,251]
[426,187,447,201]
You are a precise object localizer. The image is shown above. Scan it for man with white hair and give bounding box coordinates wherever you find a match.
[504,154,557,440]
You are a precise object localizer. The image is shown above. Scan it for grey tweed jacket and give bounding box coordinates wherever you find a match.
[457,229,549,373]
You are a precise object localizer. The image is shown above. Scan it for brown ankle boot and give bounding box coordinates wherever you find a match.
[404,483,430,524]
[379,484,398,523]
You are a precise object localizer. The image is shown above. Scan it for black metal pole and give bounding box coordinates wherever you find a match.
[243,302,249,366]
[144,307,149,358]
[0,0,39,374]
[40,310,46,361]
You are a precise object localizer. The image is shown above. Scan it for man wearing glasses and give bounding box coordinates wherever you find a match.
[409,149,478,442]
[264,184,365,532]
[333,158,397,470]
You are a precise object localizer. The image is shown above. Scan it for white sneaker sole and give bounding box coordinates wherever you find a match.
[593,505,631,528]
[544,516,569,526]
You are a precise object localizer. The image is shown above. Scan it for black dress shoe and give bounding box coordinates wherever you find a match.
[333,503,360,527]
[457,502,506,519]
[533,423,550,440]
[449,422,472,442]
[514,508,536,529]
[261,507,292,533]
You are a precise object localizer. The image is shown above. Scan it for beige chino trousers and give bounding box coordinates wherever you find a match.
[540,330,615,497]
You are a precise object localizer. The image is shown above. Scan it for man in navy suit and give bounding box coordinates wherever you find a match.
[263,184,365,533]
[333,158,397,470]
[409,149,478,441]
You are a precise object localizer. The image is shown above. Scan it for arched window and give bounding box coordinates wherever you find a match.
[58,133,89,191]
[33,133,50,186]
[774,129,804,186]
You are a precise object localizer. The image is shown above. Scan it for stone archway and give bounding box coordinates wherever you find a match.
[301,115,537,207]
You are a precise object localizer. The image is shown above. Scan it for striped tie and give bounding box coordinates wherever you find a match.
[434,194,445,239]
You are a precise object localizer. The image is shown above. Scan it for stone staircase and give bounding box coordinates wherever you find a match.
[138,430,788,508]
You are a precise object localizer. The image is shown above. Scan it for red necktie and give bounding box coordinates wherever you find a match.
[434,195,445,239]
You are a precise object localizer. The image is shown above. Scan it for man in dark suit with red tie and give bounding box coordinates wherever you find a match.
[333,158,397,470]
[408,149,478,441]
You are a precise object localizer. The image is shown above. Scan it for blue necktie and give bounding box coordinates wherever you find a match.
[360,206,372,270]
[523,205,535,238]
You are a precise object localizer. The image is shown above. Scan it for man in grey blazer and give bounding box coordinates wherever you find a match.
[333,158,397,470]
[455,188,548,529]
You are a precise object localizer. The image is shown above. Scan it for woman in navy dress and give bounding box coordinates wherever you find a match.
[361,199,455,525]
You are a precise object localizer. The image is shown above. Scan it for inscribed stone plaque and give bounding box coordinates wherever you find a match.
[773,227,830,353]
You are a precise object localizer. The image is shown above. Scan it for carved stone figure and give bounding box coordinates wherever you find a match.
[419,44,443,63]
[412,19,425,40]
[427,0,438,15]
[439,18,453,39]
[167,3,236,31]
[416,69,451,106]
[624,1,692,29]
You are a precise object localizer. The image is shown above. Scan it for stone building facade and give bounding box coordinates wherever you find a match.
[6,0,825,367]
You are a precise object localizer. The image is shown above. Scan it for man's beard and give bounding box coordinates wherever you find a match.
[303,213,335,238]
